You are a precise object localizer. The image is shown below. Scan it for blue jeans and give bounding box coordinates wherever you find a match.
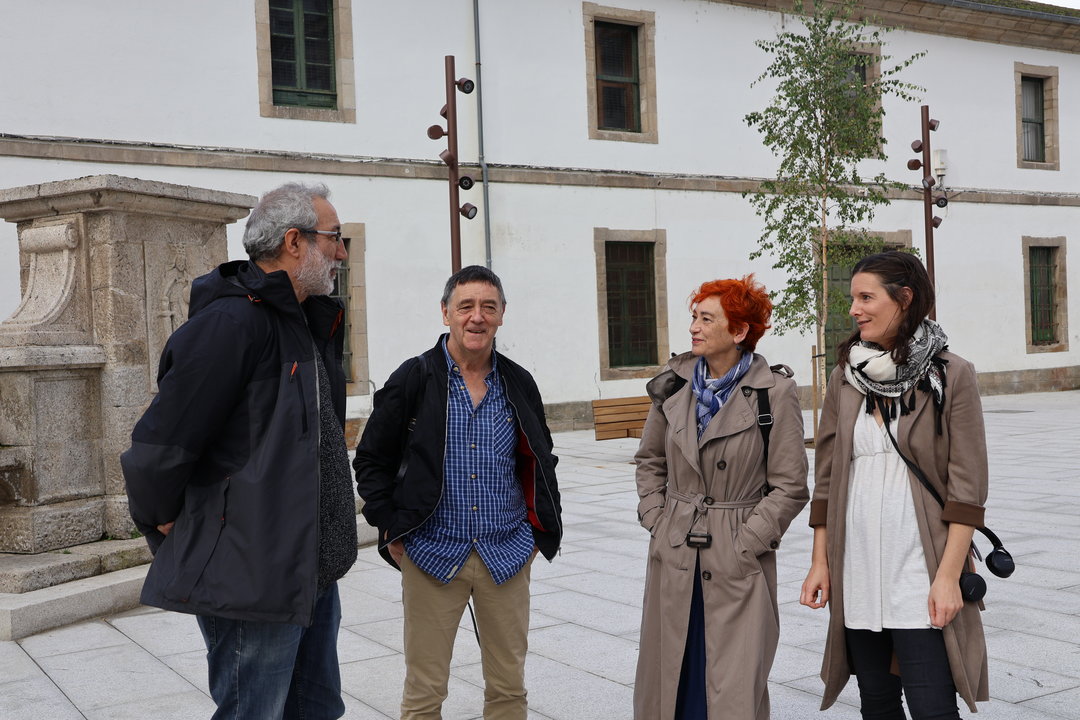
[845,628,961,720]
[197,583,345,720]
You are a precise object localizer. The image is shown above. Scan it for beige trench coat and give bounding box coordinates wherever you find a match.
[634,353,809,720]
[809,351,990,713]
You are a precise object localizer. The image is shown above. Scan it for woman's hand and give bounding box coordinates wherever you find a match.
[929,522,977,628]
[800,563,830,609]
[801,526,830,609]
[928,574,964,628]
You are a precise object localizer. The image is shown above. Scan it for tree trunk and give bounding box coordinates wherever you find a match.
[816,197,829,424]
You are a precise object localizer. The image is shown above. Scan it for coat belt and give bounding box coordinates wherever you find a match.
[667,488,761,513]
[665,488,762,548]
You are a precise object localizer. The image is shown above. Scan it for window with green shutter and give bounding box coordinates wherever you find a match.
[605,242,657,367]
[1021,76,1046,163]
[595,22,640,132]
[270,0,337,109]
[1029,245,1056,345]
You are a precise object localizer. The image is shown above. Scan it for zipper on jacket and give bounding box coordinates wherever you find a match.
[505,389,563,543]
[309,340,323,626]
[290,360,309,434]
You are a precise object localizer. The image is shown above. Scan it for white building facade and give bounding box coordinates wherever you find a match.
[1,0,1078,427]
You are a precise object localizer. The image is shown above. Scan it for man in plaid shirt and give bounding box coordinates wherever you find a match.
[354,266,562,720]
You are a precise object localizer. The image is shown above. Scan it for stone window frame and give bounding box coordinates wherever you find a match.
[255,0,357,123]
[1014,62,1059,171]
[583,3,658,144]
[594,227,668,380]
[340,222,369,394]
[1022,236,1068,354]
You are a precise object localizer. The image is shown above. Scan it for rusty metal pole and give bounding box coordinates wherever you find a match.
[445,56,462,273]
[920,105,936,319]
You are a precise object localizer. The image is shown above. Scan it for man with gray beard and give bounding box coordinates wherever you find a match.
[122,182,356,719]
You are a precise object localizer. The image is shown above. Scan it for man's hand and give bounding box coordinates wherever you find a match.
[384,531,405,564]
[157,522,175,536]
[388,539,405,565]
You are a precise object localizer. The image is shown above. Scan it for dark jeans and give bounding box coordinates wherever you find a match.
[674,555,707,720]
[197,583,345,720]
[845,627,961,720]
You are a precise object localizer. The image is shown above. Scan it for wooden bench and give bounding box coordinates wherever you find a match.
[592,396,652,440]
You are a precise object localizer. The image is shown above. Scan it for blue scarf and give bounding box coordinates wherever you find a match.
[692,352,753,438]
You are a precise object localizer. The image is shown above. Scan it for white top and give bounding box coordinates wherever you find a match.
[843,410,932,631]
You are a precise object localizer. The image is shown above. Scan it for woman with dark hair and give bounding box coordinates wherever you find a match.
[634,275,809,720]
[801,251,990,718]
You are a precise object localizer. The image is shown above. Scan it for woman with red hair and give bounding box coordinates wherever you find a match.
[634,275,809,719]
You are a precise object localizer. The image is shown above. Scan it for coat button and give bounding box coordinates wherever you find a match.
[770,540,779,550]
[703,496,714,505]
[742,387,752,397]
[716,460,727,470]
[702,570,712,581]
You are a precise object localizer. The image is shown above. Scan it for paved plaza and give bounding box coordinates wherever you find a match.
[1,390,1078,719]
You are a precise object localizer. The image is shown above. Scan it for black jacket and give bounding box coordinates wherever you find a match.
[353,336,563,567]
[121,260,346,626]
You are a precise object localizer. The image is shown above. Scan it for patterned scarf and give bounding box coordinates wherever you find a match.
[692,351,753,438]
[843,319,949,422]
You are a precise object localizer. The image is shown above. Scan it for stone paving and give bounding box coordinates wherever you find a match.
[1,390,1078,719]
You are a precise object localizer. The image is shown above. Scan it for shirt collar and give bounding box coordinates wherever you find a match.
[440,333,499,377]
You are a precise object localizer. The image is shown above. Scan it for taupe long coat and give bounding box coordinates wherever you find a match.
[809,351,990,713]
[634,353,809,720]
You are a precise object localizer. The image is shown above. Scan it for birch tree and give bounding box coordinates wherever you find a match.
[744,0,924,404]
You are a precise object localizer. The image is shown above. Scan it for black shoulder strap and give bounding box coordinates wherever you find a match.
[756,387,773,493]
[874,395,998,550]
[395,353,429,481]
[407,353,428,423]
[876,395,942,506]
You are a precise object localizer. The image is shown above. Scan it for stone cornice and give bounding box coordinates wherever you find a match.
[0,173,255,223]
[2,134,1078,207]
[714,0,1080,53]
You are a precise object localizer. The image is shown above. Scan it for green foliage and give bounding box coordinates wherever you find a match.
[744,0,925,336]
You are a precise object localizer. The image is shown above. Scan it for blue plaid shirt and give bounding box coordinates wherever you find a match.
[402,338,534,585]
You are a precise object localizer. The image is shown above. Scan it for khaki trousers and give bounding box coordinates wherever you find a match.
[399,550,532,720]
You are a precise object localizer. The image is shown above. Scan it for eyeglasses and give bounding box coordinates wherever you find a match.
[300,229,343,244]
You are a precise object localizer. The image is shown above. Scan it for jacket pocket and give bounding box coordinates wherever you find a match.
[731,529,763,579]
[163,477,230,603]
